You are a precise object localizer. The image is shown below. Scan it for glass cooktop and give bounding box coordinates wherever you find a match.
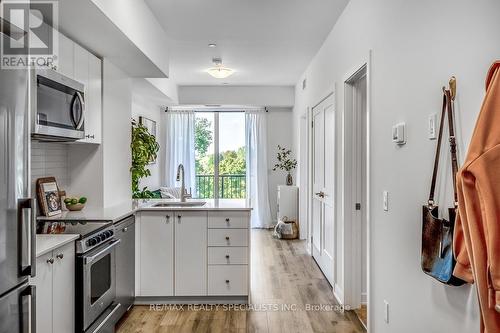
[37,220,112,237]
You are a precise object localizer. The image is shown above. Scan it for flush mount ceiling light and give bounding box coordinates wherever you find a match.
[207,57,234,79]
[208,43,217,48]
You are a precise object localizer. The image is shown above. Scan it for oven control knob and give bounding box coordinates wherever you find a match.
[88,238,97,246]
[106,230,113,237]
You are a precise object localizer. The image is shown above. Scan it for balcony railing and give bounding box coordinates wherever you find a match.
[196,174,246,199]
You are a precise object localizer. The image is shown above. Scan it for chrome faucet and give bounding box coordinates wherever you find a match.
[176,164,191,202]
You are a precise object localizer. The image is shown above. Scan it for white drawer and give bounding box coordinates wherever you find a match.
[208,229,248,247]
[208,247,248,265]
[208,211,249,229]
[208,265,248,296]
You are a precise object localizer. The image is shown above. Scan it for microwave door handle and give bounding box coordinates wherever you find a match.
[75,91,85,130]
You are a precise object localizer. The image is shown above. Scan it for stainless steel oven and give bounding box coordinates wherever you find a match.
[77,233,120,332]
[31,68,85,141]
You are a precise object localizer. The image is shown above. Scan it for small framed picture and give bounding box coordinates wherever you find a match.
[36,177,62,217]
[139,116,157,164]
[139,116,157,137]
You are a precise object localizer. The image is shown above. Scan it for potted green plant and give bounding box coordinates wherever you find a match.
[272,145,297,186]
[130,119,160,198]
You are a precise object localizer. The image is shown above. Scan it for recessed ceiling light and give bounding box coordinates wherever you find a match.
[207,57,234,79]
[208,43,217,48]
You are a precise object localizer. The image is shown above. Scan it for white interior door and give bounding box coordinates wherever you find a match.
[312,94,335,285]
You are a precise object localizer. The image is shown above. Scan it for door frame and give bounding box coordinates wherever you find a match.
[342,52,372,329]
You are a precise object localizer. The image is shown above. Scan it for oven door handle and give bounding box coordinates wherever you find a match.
[84,239,121,265]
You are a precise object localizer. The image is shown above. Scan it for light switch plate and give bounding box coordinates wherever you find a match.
[428,114,437,140]
[383,191,389,211]
[392,122,406,145]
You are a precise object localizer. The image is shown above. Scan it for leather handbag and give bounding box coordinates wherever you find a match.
[421,86,465,286]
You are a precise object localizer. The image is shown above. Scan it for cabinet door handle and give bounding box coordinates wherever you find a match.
[225,255,230,259]
[225,236,230,241]
[225,280,230,284]
[56,253,64,259]
[178,215,181,223]
[165,215,170,223]
[123,227,128,232]
[47,258,54,264]
[225,218,230,222]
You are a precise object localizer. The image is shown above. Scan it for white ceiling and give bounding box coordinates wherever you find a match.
[145,0,349,86]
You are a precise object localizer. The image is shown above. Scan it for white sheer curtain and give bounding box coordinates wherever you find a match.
[246,111,272,228]
[165,111,196,191]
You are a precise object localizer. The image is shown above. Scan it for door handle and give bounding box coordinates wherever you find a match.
[315,191,325,198]
[21,285,36,333]
[18,198,36,277]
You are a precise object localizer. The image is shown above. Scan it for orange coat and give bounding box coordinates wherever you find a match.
[454,61,500,333]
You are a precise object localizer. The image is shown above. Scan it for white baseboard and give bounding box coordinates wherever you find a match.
[361,292,367,305]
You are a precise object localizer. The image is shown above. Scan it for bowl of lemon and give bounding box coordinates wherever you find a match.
[64,196,87,211]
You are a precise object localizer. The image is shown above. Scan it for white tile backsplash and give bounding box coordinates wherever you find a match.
[31,141,70,195]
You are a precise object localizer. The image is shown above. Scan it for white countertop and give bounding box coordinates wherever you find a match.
[36,234,79,257]
[37,199,251,223]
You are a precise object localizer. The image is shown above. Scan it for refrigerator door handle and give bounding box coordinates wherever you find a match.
[20,285,36,333]
[18,198,36,277]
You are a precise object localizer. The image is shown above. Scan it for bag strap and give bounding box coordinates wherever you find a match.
[428,90,458,206]
[445,89,459,207]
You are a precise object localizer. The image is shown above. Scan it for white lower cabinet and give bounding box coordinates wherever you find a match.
[32,242,75,333]
[174,211,207,296]
[139,212,174,296]
[208,265,248,296]
[137,210,249,299]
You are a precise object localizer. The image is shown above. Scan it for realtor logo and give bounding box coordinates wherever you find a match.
[1,0,58,69]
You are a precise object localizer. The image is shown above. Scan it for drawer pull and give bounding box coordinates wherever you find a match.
[225,218,230,222]
[225,236,230,240]
[56,253,64,259]
[47,258,54,264]
[225,255,230,259]
[225,280,230,284]
[166,215,170,223]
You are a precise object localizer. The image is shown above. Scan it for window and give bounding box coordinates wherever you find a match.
[194,112,246,199]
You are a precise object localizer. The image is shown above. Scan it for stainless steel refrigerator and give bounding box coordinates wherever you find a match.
[0,22,36,333]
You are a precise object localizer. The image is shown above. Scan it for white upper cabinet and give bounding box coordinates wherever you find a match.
[56,32,74,78]
[84,54,102,144]
[73,43,89,86]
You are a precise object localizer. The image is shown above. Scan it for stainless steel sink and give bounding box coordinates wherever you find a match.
[152,201,207,207]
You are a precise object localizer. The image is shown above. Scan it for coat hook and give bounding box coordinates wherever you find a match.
[449,76,457,101]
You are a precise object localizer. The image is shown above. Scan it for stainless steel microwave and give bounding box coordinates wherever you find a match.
[31,68,85,141]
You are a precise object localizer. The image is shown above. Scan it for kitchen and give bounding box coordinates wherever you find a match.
[0,1,255,332]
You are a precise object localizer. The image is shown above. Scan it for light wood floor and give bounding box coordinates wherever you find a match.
[354,305,367,329]
[117,229,365,333]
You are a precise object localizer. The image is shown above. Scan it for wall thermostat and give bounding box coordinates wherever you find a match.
[392,122,406,145]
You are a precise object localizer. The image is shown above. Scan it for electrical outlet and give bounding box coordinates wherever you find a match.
[384,300,390,323]
[428,113,437,139]
[383,191,389,211]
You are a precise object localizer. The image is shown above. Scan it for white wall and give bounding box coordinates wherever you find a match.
[293,0,500,332]
[267,107,295,223]
[91,0,170,76]
[178,85,295,107]
[132,94,165,191]
[102,59,132,206]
